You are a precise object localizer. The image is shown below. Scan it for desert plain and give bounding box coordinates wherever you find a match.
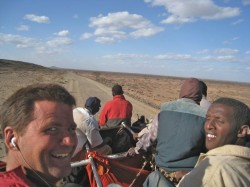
[0,59,250,161]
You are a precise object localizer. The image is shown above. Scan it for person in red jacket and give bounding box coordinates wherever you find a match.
[99,84,133,127]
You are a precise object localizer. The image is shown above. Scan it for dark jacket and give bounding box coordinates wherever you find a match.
[155,98,207,172]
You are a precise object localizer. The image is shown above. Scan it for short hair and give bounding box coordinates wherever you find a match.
[213,97,250,129]
[112,84,124,95]
[0,84,76,135]
[200,80,207,97]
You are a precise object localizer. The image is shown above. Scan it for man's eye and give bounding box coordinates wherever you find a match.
[46,127,57,133]
[217,120,224,124]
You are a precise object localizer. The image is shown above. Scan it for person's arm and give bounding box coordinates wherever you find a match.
[86,117,105,148]
[127,114,158,156]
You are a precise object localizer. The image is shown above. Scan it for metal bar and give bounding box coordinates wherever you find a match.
[71,152,128,167]
[86,144,103,187]
[88,154,103,187]
[71,159,90,167]
[121,122,136,136]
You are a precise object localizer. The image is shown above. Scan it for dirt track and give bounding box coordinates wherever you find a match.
[63,71,158,121]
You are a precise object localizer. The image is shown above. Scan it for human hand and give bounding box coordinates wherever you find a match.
[175,170,189,182]
[132,133,139,141]
[126,147,136,156]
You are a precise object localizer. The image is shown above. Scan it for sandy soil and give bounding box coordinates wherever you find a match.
[0,59,250,161]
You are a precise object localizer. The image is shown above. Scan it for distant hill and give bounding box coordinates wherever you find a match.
[0,59,49,71]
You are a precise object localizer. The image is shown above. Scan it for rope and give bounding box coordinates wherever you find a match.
[129,159,148,187]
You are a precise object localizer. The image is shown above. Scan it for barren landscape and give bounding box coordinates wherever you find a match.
[0,59,250,161]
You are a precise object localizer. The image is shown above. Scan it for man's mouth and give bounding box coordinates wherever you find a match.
[207,133,216,140]
[52,153,70,159]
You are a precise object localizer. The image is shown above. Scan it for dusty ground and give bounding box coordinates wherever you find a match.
[76,70,250,109]
[0,59,250,161]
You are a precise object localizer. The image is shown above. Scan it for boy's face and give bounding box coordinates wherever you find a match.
[204,103,238,150]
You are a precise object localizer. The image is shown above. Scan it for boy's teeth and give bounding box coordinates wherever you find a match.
[207,134,216,139]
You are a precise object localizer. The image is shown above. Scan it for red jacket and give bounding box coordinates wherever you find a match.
[0,165,37,187]
[99,95,133,127]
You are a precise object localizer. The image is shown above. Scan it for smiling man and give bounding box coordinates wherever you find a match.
[177,97,250,187]
[0,84,77,187]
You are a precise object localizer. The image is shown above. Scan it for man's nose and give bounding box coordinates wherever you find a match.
[61,131,77,146]
[205,119,215,130]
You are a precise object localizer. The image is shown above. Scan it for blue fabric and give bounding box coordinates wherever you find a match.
[143,171,175,187]
[155,98,207,172]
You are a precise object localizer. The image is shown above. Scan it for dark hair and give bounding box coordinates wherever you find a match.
[213,97,250,129]
[0,84,76,135]
[84,96,101,114]
[112,84,124,96]
[199,80,208,97]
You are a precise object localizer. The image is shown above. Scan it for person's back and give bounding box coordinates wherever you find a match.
[99,84,133,127]
[156,98,207,171]
[154,78,207,183]
[73,97,112,157]
[73,107,103,148]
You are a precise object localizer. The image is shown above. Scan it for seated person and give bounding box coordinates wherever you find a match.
[72,97,112,159]
[129,78,207,185]
[99,84,133,127]
[144,97,250,187]
[178,97,250,187]
[127,114,158,156]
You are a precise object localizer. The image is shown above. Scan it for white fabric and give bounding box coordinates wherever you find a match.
[73,107,103,148]
[135,114,158,154]
[200,95,211,110]
[72,128,87,157]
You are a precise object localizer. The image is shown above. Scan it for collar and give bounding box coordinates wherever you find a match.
[113,94,125,100]
[198,145,250,163]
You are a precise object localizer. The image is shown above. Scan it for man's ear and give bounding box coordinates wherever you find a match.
[4,127,17,150]
[237,125,250,138]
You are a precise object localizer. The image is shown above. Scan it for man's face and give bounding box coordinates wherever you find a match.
[18,101,77,183]
[204,103,238,150]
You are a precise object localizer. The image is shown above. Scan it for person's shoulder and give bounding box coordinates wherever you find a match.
[207,145,250,158]
[73,107,84,113]
[201,145,250,172]
[0,166,30,186]
[73,107,88,115]
[102,100,113,107]
[161,99,177,106]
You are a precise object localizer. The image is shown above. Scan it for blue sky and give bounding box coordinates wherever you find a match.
[1,0,250,83]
